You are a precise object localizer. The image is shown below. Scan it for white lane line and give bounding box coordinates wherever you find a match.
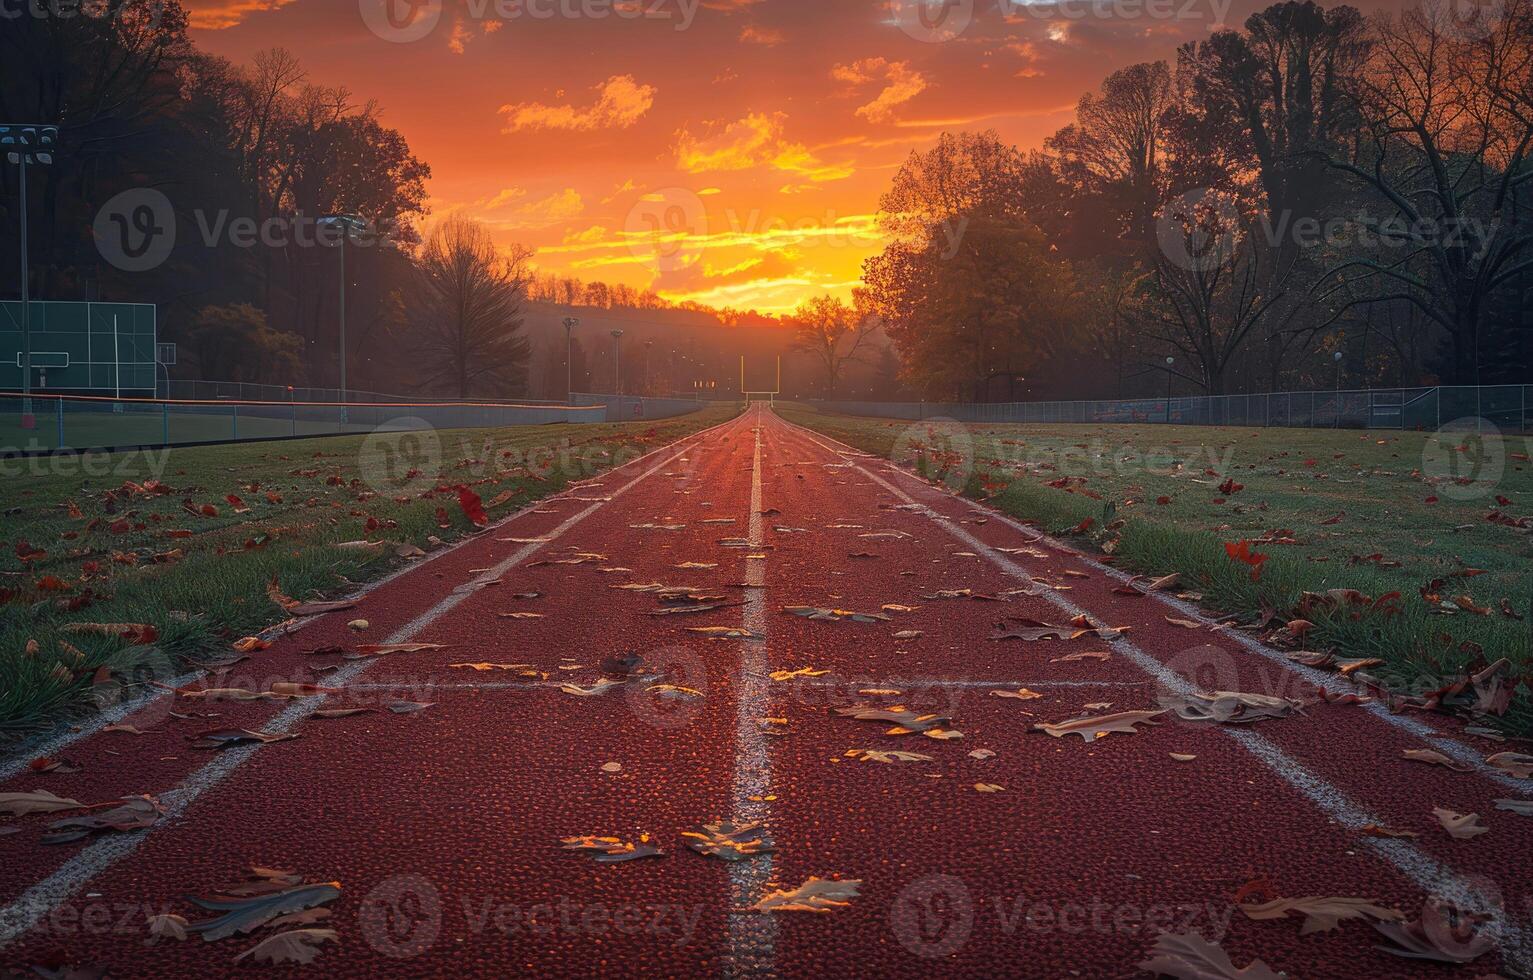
[778,412,1533,972]
[796,422,1533,796]
[0,413,744,782]
[0,416,744,952]
[725,405,777,979]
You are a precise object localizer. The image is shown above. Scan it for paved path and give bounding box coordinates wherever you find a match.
[1,405,1529,978]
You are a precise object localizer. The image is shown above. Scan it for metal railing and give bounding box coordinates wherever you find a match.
[811,385,1533,433]
[161,379,565,406]
[1,390,703,453]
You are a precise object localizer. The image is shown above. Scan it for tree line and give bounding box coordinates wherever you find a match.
[1,2,537,398]
[848,0,1533,401]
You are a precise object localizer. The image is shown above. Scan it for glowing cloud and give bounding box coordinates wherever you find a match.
[500,75,657,133]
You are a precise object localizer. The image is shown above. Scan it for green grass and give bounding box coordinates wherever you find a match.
[779,402,1533,736]
[0,406,739,735]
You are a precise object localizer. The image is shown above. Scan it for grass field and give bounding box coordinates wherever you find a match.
[780,403,1533,735]
[0,405,738,734]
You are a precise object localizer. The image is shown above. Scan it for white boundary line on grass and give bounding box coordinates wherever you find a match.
[0,411,749,951]
[778,410,1533,973]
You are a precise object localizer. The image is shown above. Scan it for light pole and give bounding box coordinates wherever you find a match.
[562,316,579,405]
[1333,350,1344,428]
[320,214,365,423]
[1164,356,1175,424]
[2,124,58,430]
[610,329,624,417]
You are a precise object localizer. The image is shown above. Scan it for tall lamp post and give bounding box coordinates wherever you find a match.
[1164,356,1175,424]
[610,329,624,417]
[1333,350,1344,428]
[562,316,579,405]
[319,214,365,424]
[2,124,58,430]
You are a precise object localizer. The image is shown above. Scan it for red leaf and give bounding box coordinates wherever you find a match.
[457,487,489,527]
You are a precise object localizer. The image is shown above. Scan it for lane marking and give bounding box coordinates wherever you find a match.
[0,413,744,782]
[793,422,1532,795]
[0,413,749,951]
[725,405,777,979]
[776,411,1533,972]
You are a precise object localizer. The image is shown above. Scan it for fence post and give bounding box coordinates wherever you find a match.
[232,403,239,441]
[291,402,297,437]
[56,399,65,448]
[162,400,168,445]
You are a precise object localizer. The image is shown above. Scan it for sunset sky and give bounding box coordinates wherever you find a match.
[185,0,1309,314]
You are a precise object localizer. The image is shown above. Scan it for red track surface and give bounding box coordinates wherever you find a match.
[2,406,1530,978]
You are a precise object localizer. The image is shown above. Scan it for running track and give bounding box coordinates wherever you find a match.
[1,405,1530,978]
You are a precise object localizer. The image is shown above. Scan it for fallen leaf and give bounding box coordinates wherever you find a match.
[782,606,891,623]
[968,748,995,760]
[752,877,860,913]
[1402,749,1473,772]
[386,700,435,714]
[0,790,85,817]
[188,729,300,750]
[561,834,665,863]
[1485,752,1533,779]
[1373,898,1494,964]
[1169,753,1197,762]
[990,688,1043,700]
[1431,807,1488,839]
[974,782,1005,793]
[1138,930,1285,979]
[42,795,164,844]
[233,929,340,965]
[682,821,774,860]
[1165,691,1302,724]
[1239,896,1402,935]
[146,913,189,943]
[1492,799,1533,815]
[183,879,342,942]
[845,748,934,764]
[1032,710,1165,742]
[351,643,446,657]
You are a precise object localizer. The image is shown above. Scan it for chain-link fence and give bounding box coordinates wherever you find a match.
[1,391,703,453]
[812,386,1533,433]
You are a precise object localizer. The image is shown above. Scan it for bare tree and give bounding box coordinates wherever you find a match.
[414,217,533,398]
[789,295,872,398]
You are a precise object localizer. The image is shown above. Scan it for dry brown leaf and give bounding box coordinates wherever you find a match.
[233,929,340,965]
[845,748,934,764]
[1166,691,1301,724]
[973,782,1005,793]
[752,877,860,913]
[0,790,85,817]
[990,688,1042,700]
[1239,896,1402,935]
[1432,807,1488,839]
[682,821,773,860]
[1138,930,1285,979]
[1484,752,1533,779]
[1033,710,1165,742]
[1373,898,1495,964]
[1403,749,1473,772]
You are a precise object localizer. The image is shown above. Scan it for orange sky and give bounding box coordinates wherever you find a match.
[185,0,1303,314]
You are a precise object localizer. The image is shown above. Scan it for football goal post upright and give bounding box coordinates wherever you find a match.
[740,355,780,406]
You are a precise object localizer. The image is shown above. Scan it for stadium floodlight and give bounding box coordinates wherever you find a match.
[562,316,579,404]
[1,124,60,429]
[319,214,365,422]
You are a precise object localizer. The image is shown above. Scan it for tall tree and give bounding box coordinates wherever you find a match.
[788,295,870,398]
[413,218,533,398]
